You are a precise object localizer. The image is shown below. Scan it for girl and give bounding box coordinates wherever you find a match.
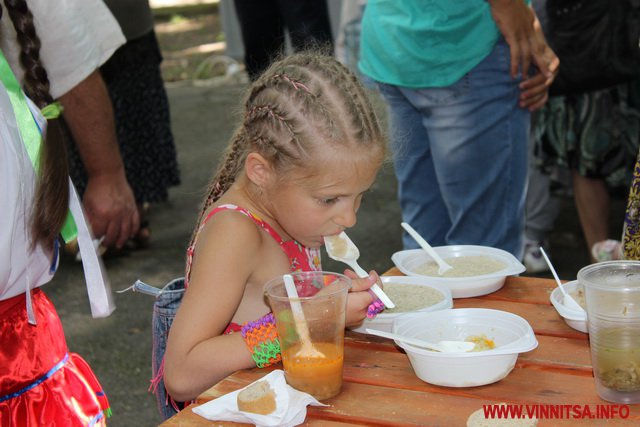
[164,52,387,403]
[1,1,112,425]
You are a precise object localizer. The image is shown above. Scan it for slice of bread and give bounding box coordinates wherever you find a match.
[237,380,277,415]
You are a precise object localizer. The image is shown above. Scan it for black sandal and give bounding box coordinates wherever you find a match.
[127,219,151,250]
[125,202,151,250]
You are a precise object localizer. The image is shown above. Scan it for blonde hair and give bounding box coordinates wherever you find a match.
[190,52,384,246]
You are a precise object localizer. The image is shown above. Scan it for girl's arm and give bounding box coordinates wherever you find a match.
[163,215,272,402]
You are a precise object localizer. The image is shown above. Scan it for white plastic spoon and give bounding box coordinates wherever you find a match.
[539,248,585,312]
[283,274,325,358]
[324,232,395,308]
[365,328,476,353]
[401,222,453,275]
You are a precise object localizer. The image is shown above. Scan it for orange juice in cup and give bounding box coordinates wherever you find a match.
[265,272,350,400]
[282,342,344,400]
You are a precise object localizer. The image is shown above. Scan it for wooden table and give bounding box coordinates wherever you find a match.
[160,272,640,426]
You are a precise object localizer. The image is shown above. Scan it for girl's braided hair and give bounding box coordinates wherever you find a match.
[2,0,70,249]
[190,52,385,247]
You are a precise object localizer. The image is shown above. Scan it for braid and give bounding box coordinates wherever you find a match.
[188,127,248,248]
[261,53,383,149]
[246,60,343,158]
[4,0,70,248]
[313,57,381,144]
[192,52,385,248]
[4,0,52,107]
[270,65,340,140]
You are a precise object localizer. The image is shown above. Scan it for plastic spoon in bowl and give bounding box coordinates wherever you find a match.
[401,222,453,275]
[539,248,584,312]
[324,232,395,308]
[283,274,325,358]
[365,328,476,353]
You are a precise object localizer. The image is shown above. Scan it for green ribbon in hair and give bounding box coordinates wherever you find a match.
[0,50,77,242]
[41,101,63,119]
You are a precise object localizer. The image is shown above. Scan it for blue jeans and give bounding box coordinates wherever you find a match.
[377,39,529,258]
[150,277,186,420]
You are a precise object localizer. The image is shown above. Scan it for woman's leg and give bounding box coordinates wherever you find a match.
[572,170,611,261]
[233,0,284,80]
[278,0,333,51]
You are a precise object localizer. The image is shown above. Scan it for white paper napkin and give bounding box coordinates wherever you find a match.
[192,370,328,427]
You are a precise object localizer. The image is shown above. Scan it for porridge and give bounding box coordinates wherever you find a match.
[382,283,445,314]
[414,255,505,277]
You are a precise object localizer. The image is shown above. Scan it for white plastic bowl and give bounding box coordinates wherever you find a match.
[350,276,453,333]
[391,245,526,298]
[392,308,538,387]
[549,280,588,333]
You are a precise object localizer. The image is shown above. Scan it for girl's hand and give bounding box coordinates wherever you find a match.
[342,269,380,327]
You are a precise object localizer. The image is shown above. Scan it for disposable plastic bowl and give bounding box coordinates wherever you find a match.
[350,276,453,334]
[391,245,526,298]
[549,280,588,333]
[392,308,538,387]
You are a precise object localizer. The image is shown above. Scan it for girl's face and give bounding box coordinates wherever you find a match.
[267,147,382,248]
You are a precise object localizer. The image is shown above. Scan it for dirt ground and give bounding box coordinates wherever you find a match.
[155,5,225,82]
[47,3,627,427]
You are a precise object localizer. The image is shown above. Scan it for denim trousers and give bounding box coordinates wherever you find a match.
[377,39,529,258]
[150,277,185,420]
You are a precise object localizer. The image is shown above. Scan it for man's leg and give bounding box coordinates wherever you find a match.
[404,39,529,257]
[376,83,451,249]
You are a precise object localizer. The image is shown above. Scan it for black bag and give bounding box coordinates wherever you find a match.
[546,0,640,96]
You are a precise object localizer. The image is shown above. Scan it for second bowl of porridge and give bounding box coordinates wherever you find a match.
[391,245,525,298]
[350,276,453,333]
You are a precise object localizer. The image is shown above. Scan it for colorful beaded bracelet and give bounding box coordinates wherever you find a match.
[366,288,386,318]
[240,312,282,368]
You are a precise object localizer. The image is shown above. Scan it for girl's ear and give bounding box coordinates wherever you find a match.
[245,152,275,187]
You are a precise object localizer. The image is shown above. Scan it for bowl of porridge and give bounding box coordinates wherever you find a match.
[350,276,453,334]
[549,280,588,333]
[392,308,538,387]
[391,245,525,298]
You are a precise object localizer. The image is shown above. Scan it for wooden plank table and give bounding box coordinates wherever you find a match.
[160,272,640,426]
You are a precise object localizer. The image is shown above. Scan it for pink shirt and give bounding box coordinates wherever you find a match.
[185,204,322,287]
[185,204,322,333]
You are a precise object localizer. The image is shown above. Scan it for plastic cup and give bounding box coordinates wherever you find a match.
[578,261,640,403]
[264,271,350,400]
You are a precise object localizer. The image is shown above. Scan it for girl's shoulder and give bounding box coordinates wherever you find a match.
[188,204,289,289]
[201,204,256,227]
[199,204,264,243]
[200,203,284,245]
[188,205,265,281]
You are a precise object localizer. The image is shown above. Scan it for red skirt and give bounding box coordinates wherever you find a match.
[0,289,108,426]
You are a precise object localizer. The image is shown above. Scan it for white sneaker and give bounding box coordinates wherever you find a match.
[591,239,622,262]
[523,239,550,273]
